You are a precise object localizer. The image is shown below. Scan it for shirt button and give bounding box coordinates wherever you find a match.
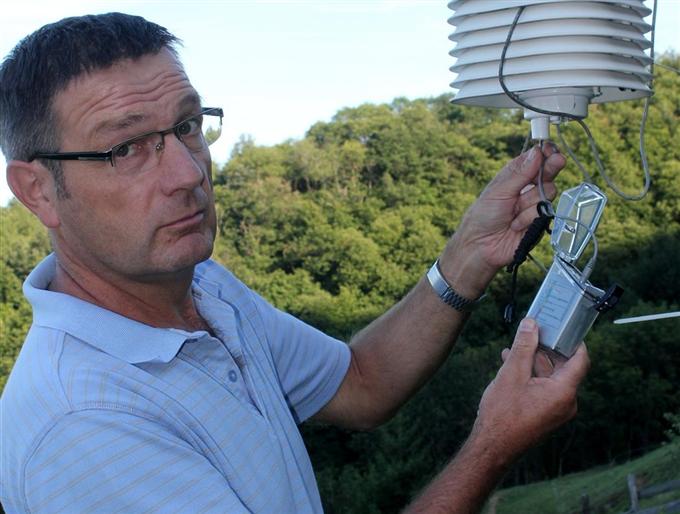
[228,370,238,382]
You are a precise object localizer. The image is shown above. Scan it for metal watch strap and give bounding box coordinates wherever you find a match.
[426,259,485,312]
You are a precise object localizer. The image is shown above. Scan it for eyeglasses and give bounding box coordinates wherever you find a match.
[30,107,223,176]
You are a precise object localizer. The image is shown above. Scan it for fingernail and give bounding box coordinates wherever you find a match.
[549,142,560,154]
[519,318,536,332]
[521,148,538,173]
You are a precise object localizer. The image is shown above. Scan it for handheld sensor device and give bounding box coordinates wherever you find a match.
[526,183,623,359]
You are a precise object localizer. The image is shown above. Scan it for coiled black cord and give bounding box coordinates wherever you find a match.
[504,201,553,323]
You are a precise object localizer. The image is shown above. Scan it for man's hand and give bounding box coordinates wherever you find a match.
[405,318,589,513]
[473,318,590,462]
[439,145,566,298]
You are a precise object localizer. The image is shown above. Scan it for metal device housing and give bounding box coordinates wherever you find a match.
[527,257,604,358]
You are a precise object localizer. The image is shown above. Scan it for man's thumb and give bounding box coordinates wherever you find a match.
[506,318,540,378]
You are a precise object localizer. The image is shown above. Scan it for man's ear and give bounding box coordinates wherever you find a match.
[6,160,61,228]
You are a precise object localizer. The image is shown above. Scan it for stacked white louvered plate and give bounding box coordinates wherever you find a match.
[448,0,654,110]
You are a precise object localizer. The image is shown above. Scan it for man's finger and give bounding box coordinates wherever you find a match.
[553,342,591,388]
[492,147,544,195]
[492,144,566,197]
[516,182,558,213]
[541,141,560,158]
[534,151,566,184]
[511,204,553,232]
[504,318,540,379]
[533,349,555,378]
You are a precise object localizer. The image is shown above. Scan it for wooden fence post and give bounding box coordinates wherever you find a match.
[628,473,640,512]
[580,492,591,514]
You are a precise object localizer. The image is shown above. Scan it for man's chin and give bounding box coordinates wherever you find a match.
[152,235,215,275]
[172,242,214,271]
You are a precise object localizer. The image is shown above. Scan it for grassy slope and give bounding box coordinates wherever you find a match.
[484,442,680,514]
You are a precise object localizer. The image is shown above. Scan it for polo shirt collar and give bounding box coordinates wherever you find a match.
[24,254,205,364]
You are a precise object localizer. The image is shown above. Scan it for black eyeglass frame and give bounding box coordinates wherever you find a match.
[29,107,223,167]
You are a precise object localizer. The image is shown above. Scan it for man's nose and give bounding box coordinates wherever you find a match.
[157,136,207,194]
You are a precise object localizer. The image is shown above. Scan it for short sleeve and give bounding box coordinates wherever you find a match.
[22,410,250,514]
[250,291,351,423]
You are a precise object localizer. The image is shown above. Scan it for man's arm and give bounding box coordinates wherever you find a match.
[404,318,590,514]
[314,145,566,429]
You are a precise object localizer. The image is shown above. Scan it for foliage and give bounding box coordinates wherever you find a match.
[0,202,50,390]
[666,412,680,443]
[1,54,678,514]
[485,441,680,514]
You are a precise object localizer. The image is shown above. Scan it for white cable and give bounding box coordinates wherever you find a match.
[536,139,555,215]
[574,0,656,201]
[522,126,532,153]
[556,124,593,183]
[653,61,680,75]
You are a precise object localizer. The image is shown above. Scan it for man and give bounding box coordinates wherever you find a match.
[0,13,588,514]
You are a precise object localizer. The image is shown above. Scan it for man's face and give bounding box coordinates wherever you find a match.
[49,49,217,281]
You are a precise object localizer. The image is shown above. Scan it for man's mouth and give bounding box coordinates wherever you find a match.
[162,208,206,230]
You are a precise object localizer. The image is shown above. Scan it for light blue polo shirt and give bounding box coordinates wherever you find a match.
[0,254,351,513]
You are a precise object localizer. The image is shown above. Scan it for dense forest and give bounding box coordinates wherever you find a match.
[1,55,678,513]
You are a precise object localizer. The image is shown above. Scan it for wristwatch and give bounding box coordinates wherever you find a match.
[426,259,486,312]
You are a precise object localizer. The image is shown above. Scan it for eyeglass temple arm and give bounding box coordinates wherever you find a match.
[31,152,112,163]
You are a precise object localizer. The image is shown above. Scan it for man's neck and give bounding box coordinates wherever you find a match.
[49,255,210,333]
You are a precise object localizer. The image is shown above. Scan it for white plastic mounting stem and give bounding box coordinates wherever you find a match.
[528,115,551,140]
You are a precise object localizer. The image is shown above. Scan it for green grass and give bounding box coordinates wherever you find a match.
[483,442,680,514]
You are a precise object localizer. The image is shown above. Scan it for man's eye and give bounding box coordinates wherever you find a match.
[177,118,200,137]
[114,140,145,160]
[114,143,132,159]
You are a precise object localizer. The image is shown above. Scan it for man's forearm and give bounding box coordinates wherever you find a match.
[403,427,513,514]
[340,233,496,428]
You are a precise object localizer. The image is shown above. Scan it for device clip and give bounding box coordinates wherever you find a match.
[594,284,624,313]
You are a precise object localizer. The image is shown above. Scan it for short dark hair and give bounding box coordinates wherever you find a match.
[0,12,181,197]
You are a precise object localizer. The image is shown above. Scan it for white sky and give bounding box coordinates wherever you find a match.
[0,0,678,206]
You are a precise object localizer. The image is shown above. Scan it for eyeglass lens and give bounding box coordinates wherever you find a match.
[111,110,222,175]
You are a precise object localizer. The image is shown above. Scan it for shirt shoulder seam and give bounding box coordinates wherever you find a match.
[20,404,174,513]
